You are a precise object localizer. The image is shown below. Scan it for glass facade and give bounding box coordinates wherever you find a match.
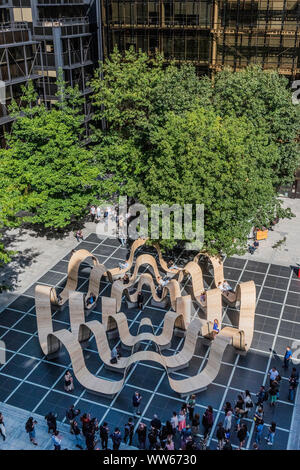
[101,0,300,79]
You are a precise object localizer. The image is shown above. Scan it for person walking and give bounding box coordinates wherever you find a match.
[71,420,84,449]
[80,413,91,437]
[216,422,226,450]
[265,421,276,446]
[171,411,178,435]
[269,367,279,386]
[90,205,96,222]
[132,391,142,417]
[223,410,232,437]
[288,367,299,401]
[151,414,161,431]
[66,405,80,433]
[137,291,144,310]
[269,381,278,407]
[283,346,292,369]
[237,423,248,450]
[187,395,196,421]
[110,428,122,450]
[64,370,74,392]
[45,411,57,434]
[159,421,173,448]
[25,417,38,446]
[243,390,254,416]
[99,422,109,450]
[96,206,101,222]
[191,413,200,436]
[52,430,62,450]
[254,422,264,444]
[124,418,134,446]
[256,385,268,406]
[75,229,84,243]
[0,412,6,441]
[202,406,214,439]
[148,426,158,450]
[136,422,147,450]
[178,409,186,433]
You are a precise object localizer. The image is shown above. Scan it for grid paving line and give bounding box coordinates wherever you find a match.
[245,265,294,449]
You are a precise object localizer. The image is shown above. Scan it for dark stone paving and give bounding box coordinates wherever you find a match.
[0,235,300,450]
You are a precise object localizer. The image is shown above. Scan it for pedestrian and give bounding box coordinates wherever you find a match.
[191,413,200,435]
[136,422,147,450]
[254,407,264,427]
[137,291,144,310]
[187,394,196,421]
[166,437,175,450]
[148,426,158,450]
[178,409,186,432]
[265,421,276,446]
[25,417,38,446]
[132,391,142,417]
[288,367,299,401]
[96,206,101,222]
[222,438,232,450]
[171,411,178,435]
[104,207,110,226]
[254,422,264,444]
[75,229,84,242]
[256,385,268,406]
[124,418,134,446]
[151,414,161,431]
[71,420,84,449]
[216,422,226,450]
[0,412,6,441]
[268,381,278,407]
[160,421,173,448]
[237,423,248,450]
[283,346,292,369]
[243,390,254,416]
[269,367,279,386]
[224,410,232,436]
[110,428,122,450]
[202,406,214,438]
[180,425,192,450]
[80,413,91,437]
[66,404,80,433]
[99,421,109,450]
[64,370,74,392]
[85,428,96,450]
[90,205,96,222]
[52,430,62,450]
[45,411,57,434]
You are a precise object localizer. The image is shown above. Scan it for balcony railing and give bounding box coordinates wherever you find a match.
[0,22,29,31]
[37,0,88,4]
[35,17,89,27]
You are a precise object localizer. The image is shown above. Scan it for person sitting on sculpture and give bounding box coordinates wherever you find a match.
[200,291,206,304]
[167,260,180,270]
[157,275,169,288]
[119,253,130,270]
[110,346,121,364]
[86,292,96,307]
[217,280,233,295]
[123,273,130,285]
[212,318,220,338]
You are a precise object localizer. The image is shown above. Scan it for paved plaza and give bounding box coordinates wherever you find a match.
[0,231,300,450]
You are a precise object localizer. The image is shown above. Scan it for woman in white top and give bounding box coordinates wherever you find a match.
[224,410,232,432]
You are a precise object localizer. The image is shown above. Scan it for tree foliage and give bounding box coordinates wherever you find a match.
[0,77,101,229]
[90,50,299,255]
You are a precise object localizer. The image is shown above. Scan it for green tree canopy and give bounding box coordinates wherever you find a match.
[0,78,101,229]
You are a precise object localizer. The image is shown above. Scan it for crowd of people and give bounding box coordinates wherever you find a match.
[13,359,298,450]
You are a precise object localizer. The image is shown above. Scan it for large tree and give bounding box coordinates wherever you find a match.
[0,79,101,229]
[90,51,298,255]
[210,66,300,186]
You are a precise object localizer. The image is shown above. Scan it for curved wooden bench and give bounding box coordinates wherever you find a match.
[50,249,99,306]
[153,243,183,275]
[36,285,231,397]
